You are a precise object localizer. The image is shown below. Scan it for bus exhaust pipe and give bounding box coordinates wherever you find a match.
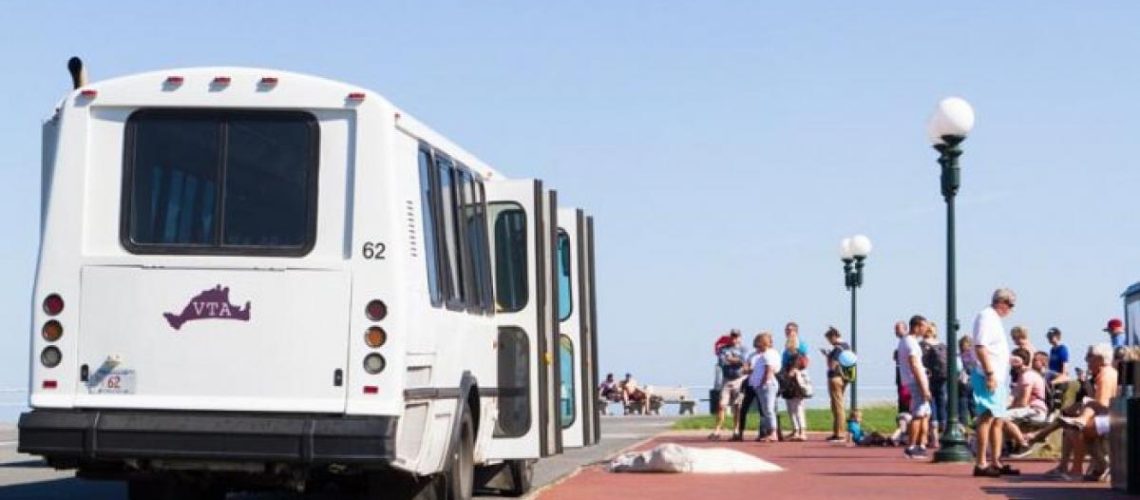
[67,57,86,89]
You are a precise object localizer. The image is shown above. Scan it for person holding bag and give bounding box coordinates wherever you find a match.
[781,323,812,441]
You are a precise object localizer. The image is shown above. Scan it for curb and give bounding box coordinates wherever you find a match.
[524,433,665,499]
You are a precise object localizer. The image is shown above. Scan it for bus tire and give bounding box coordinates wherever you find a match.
[447,410,475,500]
[504,459,533,497]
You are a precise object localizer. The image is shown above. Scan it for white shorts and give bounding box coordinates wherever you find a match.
[1094,415,1110,437]
[719,376,745,407]
[1007,407,1048,425]
[908,383,931,418]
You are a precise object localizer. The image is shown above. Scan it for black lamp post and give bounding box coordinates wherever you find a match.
[840,235,871,411]
[928,97,975,463]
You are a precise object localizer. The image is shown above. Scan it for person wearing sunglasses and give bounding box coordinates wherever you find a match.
[970,288,1018,477]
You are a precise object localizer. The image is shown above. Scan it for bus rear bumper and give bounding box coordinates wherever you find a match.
[18,409,398,466]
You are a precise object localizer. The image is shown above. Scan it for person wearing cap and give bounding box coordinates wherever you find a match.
[709,331,745,439]
[970,288,1019,477]
[821,326,851,442]
[1046,327,1070,383]
[1104,318,1128,349]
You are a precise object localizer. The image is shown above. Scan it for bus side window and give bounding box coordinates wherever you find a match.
[436,156,464,307]
[559,334,575,428]
[456,168,478,313]
[491,204,527,313]
[496,327,531,437]
[417,148,443,306]
[459,171,493,315]
[557,230,572,321]
[475,181,494,312]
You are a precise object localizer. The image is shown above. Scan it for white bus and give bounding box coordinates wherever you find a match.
[18,58,601,500]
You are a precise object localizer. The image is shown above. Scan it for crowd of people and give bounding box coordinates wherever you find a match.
[707,322,856,442]
[703,286,1137,483]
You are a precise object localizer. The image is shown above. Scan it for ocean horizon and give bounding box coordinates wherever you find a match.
[0,384,904,422]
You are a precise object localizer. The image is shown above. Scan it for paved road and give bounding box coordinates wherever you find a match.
[0,416,675,499]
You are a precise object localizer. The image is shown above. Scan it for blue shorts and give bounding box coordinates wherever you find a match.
[970,370,1008,419]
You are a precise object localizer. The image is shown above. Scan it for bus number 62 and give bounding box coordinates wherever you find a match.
[362,242,387,260]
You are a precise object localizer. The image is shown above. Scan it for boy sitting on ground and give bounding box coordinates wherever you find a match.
[847,409,896,446]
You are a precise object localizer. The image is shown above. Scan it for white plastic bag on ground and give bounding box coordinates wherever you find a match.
[608,443,783,474]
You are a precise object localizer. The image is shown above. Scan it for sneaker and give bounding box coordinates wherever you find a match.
[826,435,844,442]
[904,447,927,459]
[997,464,1020,476]
[973,465,1001,478]
[1084,468,1110,483]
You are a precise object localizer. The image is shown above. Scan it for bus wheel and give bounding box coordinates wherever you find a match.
[504,459,533,497]
[447,410,474,500]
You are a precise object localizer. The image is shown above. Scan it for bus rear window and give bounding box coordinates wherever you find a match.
[122,109,319,255]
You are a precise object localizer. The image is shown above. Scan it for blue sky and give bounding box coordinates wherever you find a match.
[2,2,1140,415]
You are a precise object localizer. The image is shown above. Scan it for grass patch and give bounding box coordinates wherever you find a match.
[672,404,898,434]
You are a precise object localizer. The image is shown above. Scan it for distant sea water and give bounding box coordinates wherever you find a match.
[1,388,26,423]
[0,385,903,421]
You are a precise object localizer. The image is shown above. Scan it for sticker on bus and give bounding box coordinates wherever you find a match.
[88,369,137,395]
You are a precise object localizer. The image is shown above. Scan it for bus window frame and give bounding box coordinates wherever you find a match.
[558,334,576,429]
[418,145,445,308]
[557,229,573,322]
[490,202,529,314]
[119,108,320,257]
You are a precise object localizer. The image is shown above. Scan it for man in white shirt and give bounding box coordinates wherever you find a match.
[898,315,932,459]
[970,288,1017,477]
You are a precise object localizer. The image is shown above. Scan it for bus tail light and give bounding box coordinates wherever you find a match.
[41,347,62,368]
[79,89,97,98]
[260,77,279,86]
[365,327,387,348]
[363,386,379,394]
[347,92,366,102]
[213,76,232,85]
[165,76,185,85]
[365,300,387,321]
[42,320,63,342]
[363,354,386,374]
[43,294,64,316]
[42,380,58,390]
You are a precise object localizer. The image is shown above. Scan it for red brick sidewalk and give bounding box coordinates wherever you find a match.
[539,434,1125,500]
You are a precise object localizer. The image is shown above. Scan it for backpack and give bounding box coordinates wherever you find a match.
[713,335,732,356]
[797,370,814,398]
[921,342,949,383]
[839,364,857,383]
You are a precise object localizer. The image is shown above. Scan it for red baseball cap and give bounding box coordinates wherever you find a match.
[1104,318,1124,332]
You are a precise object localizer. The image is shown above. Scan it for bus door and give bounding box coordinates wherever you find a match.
[483,179,561,459]
[581,214,601,446]
[555,208,591,449]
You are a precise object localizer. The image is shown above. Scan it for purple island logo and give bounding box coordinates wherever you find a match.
[164,285,251,330]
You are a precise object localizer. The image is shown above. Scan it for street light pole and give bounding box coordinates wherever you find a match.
[928,97,975,463]
[840,236,870,412]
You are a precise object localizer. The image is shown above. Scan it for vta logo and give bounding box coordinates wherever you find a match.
[163,285,251,330]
